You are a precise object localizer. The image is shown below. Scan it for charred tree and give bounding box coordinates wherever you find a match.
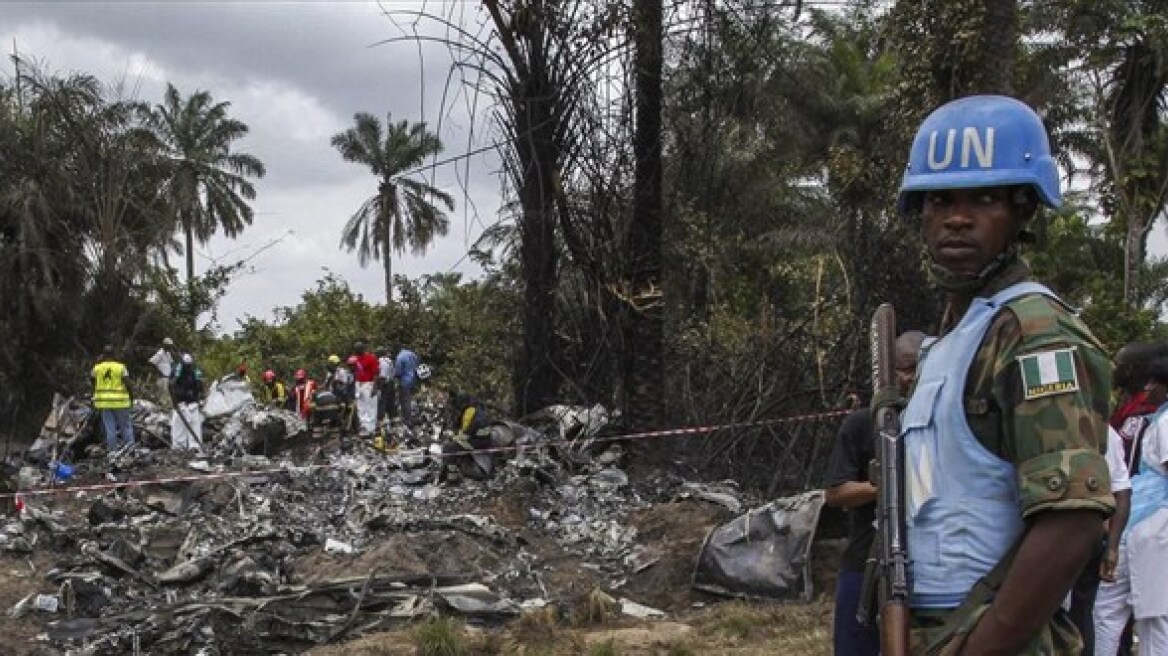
[624,0,665,430]
[484,0,566,414]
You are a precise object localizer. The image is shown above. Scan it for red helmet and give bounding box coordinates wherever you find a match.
[294,369,307,381]
[263,370,276,383]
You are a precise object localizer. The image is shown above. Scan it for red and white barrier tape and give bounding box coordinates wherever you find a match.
[2,407,852,500]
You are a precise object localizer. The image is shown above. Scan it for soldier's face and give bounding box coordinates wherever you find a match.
[921,187,1017,276]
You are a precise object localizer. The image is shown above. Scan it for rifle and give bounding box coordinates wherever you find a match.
[856,303,911,655]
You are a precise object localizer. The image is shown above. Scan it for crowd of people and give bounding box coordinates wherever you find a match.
[92,339,431,454]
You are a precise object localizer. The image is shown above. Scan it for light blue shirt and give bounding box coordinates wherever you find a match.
[395,349,419,388]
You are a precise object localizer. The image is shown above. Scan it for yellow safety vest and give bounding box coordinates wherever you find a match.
[92,361,131,409]
[262,381,287,405]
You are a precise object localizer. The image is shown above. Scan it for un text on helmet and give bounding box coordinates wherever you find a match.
[927,127,995,170]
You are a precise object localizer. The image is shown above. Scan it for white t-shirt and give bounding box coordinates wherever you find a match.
[1105,426,1131,493]
[378,356,394,380]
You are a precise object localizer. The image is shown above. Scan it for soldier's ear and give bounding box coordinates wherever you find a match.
[1011,186,1039,223]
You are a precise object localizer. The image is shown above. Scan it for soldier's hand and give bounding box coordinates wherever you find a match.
[1099,546,1119,582]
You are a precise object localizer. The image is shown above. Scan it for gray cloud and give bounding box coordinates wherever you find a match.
[2,1,505,332]
[3,2,493,124]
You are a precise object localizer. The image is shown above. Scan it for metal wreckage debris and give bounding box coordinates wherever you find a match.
[1,393,826,653]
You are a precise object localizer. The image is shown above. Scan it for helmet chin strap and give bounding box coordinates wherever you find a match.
[927,243,1020,294]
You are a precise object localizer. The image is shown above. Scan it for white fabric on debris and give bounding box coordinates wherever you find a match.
[203,378,254,418]
[170,403,203,451]
[149,348,173,378]
[356,381,377,434]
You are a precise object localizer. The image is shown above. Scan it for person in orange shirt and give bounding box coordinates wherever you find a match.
[290,369,316,421]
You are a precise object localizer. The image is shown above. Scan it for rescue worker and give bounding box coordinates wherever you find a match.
[260,370,287,408]
[1094,357,1168,655]
[315,355,352,433]
[92,344,135,452]
[394,345,420,430]
[290,369,315,421]
[169,353,205,451]
[229,362,250,384]
[443,392,497,480]
[826,330,924,656]
[375,345,396,429]
[351,341,380,436]
[148,337,177,407]
[893,95,1114,653]
[343,355,360,432]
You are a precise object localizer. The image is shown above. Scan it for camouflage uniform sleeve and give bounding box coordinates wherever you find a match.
[969,295,1115,519]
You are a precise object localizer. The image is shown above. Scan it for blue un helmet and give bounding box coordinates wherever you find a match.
[897,95,1061,216]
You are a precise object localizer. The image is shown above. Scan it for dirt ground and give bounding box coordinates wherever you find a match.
[0,549,61,656]
[303,599,834,655]
[301,497,838,655]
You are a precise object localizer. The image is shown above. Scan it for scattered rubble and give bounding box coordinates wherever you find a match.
[0,397,827,654]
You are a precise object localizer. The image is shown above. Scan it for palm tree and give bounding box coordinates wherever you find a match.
[331,112,453,304]
[145,83,265,301]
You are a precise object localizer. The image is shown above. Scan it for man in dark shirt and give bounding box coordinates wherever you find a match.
[825,330,924,656]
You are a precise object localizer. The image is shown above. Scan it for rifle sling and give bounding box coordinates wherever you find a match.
[924,535,1024,655]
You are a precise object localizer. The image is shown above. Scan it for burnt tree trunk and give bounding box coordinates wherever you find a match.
[515,93,561,414]
[625,0,665,430]
[973,0,1016,95]
[485,0,564,415]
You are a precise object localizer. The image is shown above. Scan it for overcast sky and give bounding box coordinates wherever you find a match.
[2,1,503,333]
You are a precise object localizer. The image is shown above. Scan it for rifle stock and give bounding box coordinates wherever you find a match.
[871,304,911,656]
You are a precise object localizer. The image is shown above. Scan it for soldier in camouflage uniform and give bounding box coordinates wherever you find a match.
[894,95,1114,655]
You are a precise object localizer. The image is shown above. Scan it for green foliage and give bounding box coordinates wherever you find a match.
[218,271,519,406]
[1027,210,1167,351]
[587,640,620,656]
[1077,282,1161,353]
[412,615,464,656]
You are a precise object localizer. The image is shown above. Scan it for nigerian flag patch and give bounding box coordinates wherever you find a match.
[1018,348,1080,400]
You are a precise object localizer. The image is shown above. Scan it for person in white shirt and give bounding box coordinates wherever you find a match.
[148,337,176,407]
[375,345,395,430]
[1092,425,1132,655]
[1095,357,1168,655]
